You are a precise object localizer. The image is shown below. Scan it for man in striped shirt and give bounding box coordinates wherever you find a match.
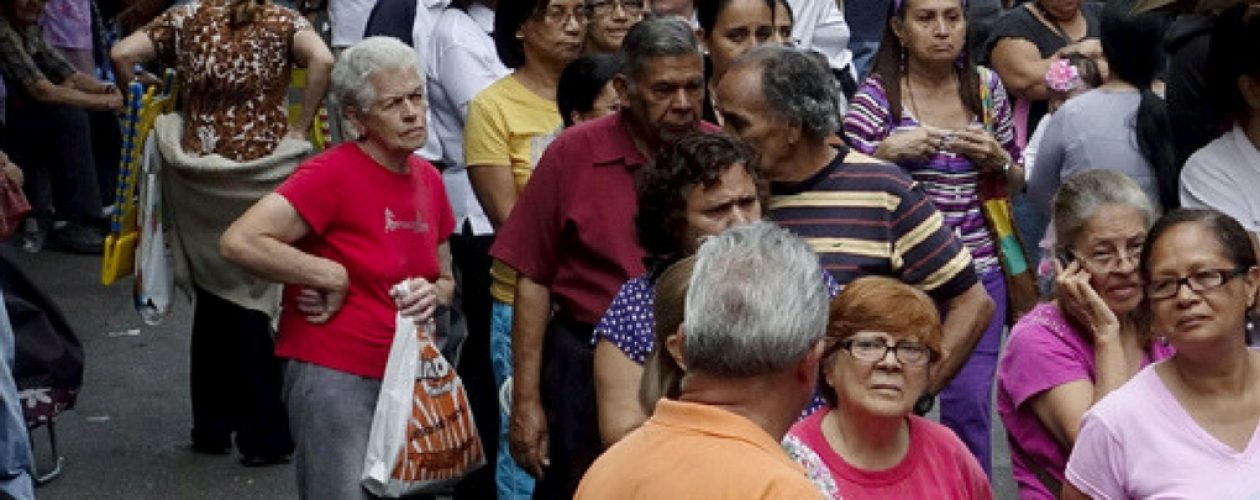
[716,46,995,405]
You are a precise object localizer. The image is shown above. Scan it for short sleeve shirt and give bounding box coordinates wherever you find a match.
[463,75,562,305]
[576,399,824,500]
[1181,126,1260,234]
[768,149,979,302]
[490,114,718,325]
[0,16,75,92]
[274,143,455,379]
[996,302,1173,500]
[1065,361,1260,499]
[784,411,993,499]
[144,0,311,162]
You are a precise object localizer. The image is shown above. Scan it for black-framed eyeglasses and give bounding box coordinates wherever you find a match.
[1145,267,1249,300]
[838,337,934,366]
[585,0,645,17]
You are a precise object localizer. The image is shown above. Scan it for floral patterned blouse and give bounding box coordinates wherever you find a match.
[144,0,311,162]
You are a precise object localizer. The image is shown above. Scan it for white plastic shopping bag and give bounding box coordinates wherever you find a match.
[362,288,485,497]
[133,130,173,325]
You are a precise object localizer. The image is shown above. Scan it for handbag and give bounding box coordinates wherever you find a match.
[362,301,485,496]
[977,67,1040,322]
[0,172,30,241]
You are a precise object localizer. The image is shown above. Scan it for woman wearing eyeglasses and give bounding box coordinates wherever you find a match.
[585,0,645,54]
[995,170,1173,500]
[783,276,992,499]
[1063,208,1260,498]
[464,1,586,498]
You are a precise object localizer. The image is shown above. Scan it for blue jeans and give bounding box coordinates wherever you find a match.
[0,294,35,500]
[490,300,534,500]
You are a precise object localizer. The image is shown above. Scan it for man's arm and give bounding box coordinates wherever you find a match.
[931,282,994,392]
[509,274,552,478]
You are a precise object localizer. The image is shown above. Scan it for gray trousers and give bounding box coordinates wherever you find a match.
[283,360,380,500]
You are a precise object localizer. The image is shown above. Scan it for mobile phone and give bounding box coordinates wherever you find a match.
[1056,249,1076,267]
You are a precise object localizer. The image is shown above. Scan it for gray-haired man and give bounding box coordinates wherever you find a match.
[576,222,827,499]
[489,15,718,499]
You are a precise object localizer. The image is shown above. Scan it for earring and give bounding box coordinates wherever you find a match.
[899,47,907,74]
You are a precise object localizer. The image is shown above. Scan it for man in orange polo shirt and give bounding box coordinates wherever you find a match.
[575,222,827,499]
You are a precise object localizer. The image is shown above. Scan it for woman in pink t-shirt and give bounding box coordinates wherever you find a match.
[783,277,992,499]
[1063,208,1260,499]
[996,170,1171,499]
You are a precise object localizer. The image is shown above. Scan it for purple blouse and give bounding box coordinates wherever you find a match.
[844,68,1022,279]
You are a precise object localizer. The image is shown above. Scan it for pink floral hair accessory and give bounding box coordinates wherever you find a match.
[1045,58,1082,93]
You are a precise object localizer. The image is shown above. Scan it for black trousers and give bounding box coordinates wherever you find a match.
[2,99,102,222]
[450,229,498,499]
[535,316,598,500]
[190,286,293,457]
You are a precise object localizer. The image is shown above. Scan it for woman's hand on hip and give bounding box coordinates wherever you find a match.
[296,262,349,324]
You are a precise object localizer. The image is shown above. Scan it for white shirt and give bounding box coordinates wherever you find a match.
[330,0,447,47]
[786,0,853,74]
[1181,125,1260,234]
[425,4,509,236]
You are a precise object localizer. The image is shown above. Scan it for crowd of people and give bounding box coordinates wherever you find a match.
[1,0,1260,498]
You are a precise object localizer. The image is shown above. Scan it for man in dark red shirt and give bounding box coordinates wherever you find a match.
[489,16,717,499]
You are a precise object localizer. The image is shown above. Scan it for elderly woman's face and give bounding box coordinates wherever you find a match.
[826,330,932,418]
[681,164,760,253]
[706,0,788,83]
[353,67,428,154]
[893,0,966,67]
[1069,204,1147,315]
[586,0,646,53]
[1146,222,1259,345]
[521,0,588,68]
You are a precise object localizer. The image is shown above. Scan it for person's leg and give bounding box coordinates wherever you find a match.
[534,318,600,500]
[231,302,294,462]
[283,360,380,500]
[189,287,237,453]
[0,294,34,500]
[451,230,497,499]
[44,105,101,223]
[939,271,1007,477]
[490,300,535,500]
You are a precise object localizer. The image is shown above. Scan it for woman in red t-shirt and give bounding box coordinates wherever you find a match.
[782,277,993,499]
[221,37,455,497]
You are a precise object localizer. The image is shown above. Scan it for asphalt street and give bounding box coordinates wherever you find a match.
[6,245,1018,499]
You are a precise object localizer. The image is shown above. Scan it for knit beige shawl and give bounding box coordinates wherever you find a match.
[153,113,312,320]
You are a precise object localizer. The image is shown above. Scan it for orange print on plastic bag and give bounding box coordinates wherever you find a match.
[389,338,485,483]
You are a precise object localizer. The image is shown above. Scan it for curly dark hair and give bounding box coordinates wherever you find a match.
[634,132,766,275]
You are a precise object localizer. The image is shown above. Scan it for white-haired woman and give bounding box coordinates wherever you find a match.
[996,170,1171,500]
[221,37,456,497]
[110,0,333,465]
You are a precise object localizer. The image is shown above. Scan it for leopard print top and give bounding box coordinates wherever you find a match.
[145,0,311,162]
